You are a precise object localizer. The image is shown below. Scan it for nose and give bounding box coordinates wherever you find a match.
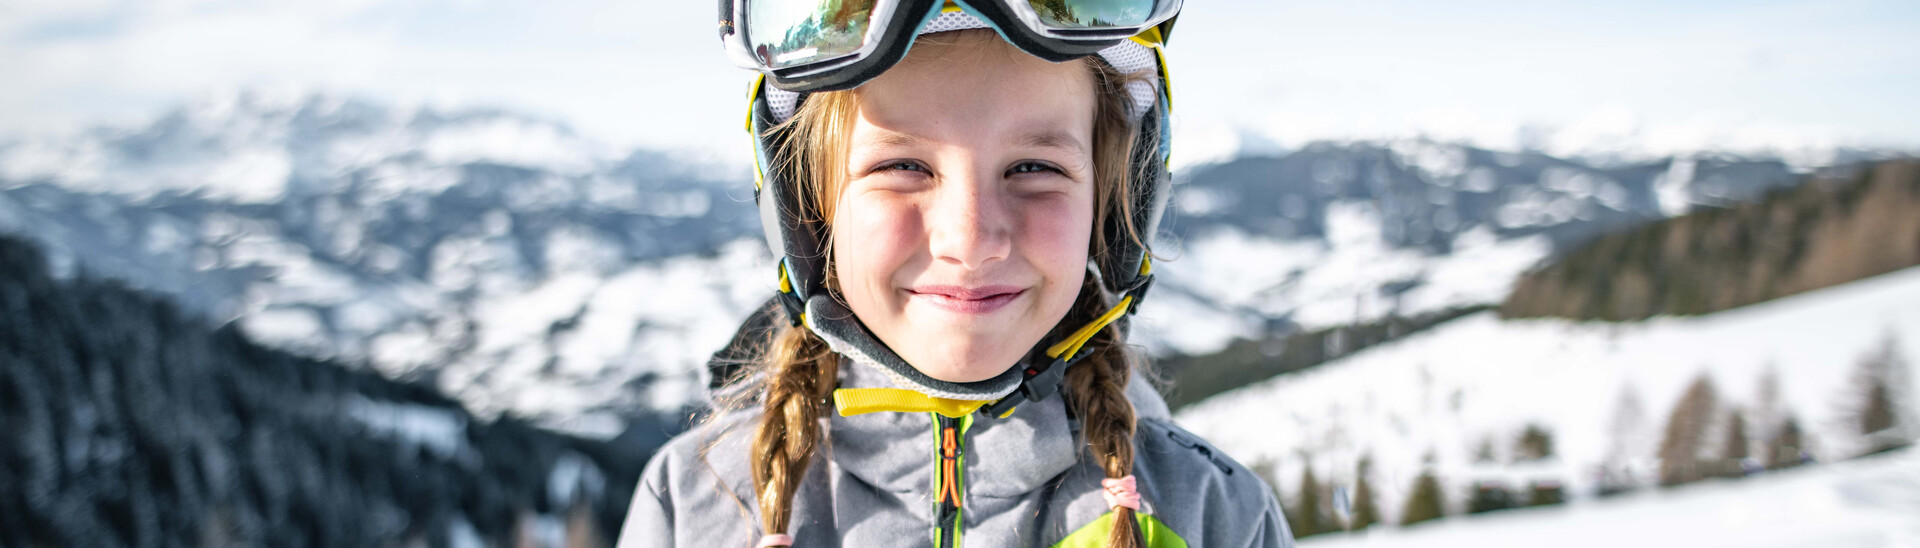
[926,167,1012,270]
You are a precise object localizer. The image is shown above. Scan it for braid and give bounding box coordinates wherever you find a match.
[1071,33,1157,548]
[1062,276,1145,548]
[748,324,839,543]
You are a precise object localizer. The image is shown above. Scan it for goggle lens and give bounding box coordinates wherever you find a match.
[1027,0,1157,28]
[745,0,879,69]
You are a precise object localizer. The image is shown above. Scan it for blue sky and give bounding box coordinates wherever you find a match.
[2,0,1915,166]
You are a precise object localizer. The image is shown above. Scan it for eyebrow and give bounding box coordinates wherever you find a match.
[857,127,1086,152]
[858,128,926,149]
[1017,129,1086,154]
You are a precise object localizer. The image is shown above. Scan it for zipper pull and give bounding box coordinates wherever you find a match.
[940,425,962,508]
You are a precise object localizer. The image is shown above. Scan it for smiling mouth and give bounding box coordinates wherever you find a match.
[907,286,1024,314]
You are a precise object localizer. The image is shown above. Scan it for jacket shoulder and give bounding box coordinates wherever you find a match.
[1132,418,1295,548]
[617,411,764,548]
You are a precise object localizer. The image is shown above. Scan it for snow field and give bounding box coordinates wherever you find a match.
[1298,446,1920,548]
[1174,266,1920,530]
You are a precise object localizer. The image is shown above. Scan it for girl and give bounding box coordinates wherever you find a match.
[621,2,1291,546]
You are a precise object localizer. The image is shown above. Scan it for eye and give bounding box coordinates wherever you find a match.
[875,160,928,174]
[1007,161,1065,177]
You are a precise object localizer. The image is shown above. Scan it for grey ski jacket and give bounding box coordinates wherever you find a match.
[616,321,1292,548]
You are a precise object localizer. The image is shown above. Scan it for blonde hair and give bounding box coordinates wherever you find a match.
[749,30,1155,547]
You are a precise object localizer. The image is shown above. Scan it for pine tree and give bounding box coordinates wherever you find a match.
[1766,414,1807,469]
[1847,333,1914,456]
[1515,424,1555,462]
[1348,455,1380,531]
[1526,480,1566,507]
[1659,373,1718,486]
[1467,481,1517,514]
[1400,468,1445,527]
[1289,463,1330,537]
[1720,407,1751,476]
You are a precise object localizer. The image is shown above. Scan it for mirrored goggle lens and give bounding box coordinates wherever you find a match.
[745,0,879,69]
[1027,0,1160,28]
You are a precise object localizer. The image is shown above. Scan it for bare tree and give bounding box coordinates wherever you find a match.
[1607,384,1650,463]
[1659,373,1718,486]
[1752,367,1783,452]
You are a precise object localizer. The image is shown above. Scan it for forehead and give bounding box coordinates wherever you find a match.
[851,33,1096,151]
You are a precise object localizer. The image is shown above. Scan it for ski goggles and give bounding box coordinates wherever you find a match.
[720,0,1180,92]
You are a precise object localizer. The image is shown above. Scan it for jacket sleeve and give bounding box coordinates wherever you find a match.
[616,453,676,548]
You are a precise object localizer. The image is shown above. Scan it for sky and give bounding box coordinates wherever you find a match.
[2,0,1917,168]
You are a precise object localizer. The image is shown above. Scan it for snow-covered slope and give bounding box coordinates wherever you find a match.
[1175,266,1920,526]
[1303,445,1920,548]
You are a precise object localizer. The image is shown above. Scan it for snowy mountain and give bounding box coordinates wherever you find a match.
[1134,141,1809,354]
[0,92,772,435]
[1173,265,1920,533]
[0,92,1839,434]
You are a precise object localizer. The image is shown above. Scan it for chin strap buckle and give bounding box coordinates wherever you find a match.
[980,347,1086,419]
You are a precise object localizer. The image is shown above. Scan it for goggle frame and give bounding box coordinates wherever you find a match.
[721,0,1179,92]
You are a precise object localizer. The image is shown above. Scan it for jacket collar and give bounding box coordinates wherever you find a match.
[825,356,1172,497]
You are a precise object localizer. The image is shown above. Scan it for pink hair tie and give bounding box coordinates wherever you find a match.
[756,534,794,547]
[1101,475,1141,511]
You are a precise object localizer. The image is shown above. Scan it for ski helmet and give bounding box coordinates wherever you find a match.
[721,0,1178,416]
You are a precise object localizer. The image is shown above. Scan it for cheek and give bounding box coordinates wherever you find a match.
[831,194,924,288]
[1020,195,1095,285]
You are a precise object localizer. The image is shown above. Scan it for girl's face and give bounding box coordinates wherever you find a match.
[831,36,1097,383]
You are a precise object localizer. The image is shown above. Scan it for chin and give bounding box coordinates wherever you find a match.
[910,341,1027,384]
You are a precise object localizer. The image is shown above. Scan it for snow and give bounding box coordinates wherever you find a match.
[1141,203,1551,354]
[1654,157,1698,216]
[547,452,607,510]
[1298,446,1920,548]
[344,395,474,463]
[420,117,600,174]
[0,92,618,205]
[448,517,485,548]
[200,146,292,203]
[239,307,327,351]
[437,237,773,420]
[1175,266,1920,531]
